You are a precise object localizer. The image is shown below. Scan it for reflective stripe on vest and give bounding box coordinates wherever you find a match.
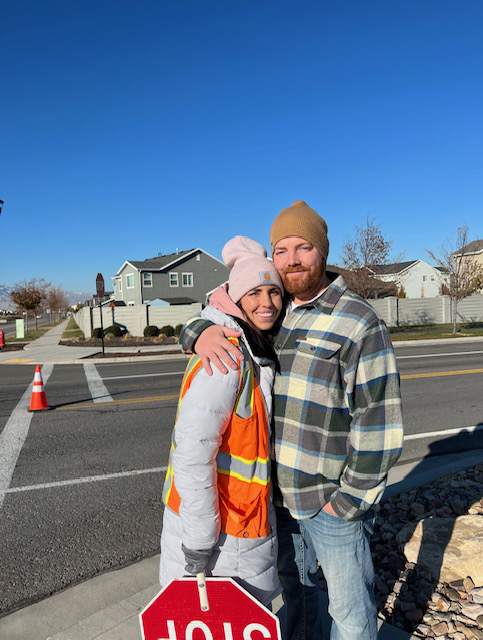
[162,356,204,512]
[163,339,271,538]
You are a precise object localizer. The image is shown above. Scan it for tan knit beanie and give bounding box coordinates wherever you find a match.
[269,200,329,260]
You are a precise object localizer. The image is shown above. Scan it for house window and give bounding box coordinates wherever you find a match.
[182,272,193,287]
[431,275,435,281]
[422,275,428,282]
[169,272,179,287]
[143,272,152,287]
[126,274,135,288]
[196,254,201,261]
[118,279,122,292]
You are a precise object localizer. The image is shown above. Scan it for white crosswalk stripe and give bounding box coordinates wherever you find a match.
[83,362,114,402]
[0,364,53,508]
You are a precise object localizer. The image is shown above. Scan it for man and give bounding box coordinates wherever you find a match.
[181,201,404,640]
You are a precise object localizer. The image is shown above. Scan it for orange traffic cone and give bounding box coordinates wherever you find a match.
[28,365,50,411]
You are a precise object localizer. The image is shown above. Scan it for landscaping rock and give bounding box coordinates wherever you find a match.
[372,463,483,637]
[397,516,483,584]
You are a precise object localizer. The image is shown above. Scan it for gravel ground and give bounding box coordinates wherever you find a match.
[370,464,483,638]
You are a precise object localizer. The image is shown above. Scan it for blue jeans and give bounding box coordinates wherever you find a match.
[276,506,377,640]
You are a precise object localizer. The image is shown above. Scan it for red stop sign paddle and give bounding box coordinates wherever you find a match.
[140,577,282,640]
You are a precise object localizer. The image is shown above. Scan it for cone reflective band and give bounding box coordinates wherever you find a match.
[29,365,50,411]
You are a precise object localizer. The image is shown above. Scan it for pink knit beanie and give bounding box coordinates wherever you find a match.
[222,236,284,303]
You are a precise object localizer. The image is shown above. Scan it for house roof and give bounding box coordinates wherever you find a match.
[129,249,198,270]
[370,261,418,275]
[326,264,347,275]
[158,296,199,305]
[116,248,226,276]
[455,239,483,255]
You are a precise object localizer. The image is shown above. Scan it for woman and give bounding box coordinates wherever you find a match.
[159,236,284,607]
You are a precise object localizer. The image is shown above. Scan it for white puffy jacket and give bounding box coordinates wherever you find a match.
[159,306,281,606]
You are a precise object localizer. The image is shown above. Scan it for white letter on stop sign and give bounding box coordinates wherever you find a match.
[223,622,271,640]
[158,620,177,640]
[185,621,213,640]
[243,623,271,639]
[156,620,213,640]
[157,620,272,640]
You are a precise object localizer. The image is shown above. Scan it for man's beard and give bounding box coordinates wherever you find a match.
[280,262,326,296]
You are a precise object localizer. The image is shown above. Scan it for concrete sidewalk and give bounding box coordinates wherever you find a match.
[1,322,482,638]
[0,319,186,365]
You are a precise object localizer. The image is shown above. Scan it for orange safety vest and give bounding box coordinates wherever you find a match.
[163,338,271,539]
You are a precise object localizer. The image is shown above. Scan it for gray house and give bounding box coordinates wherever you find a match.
[112,248,229,306]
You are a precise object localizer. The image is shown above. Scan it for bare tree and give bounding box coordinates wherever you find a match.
[9,278,51,331]
[426,226,483,334]
[46,285,68,322]
[340,216,401,299]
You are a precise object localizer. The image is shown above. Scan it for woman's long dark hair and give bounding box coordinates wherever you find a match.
[230,303,286,371]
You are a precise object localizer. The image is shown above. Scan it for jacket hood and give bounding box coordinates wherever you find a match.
[208,284,245,323]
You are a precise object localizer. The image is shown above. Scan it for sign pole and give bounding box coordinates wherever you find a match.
[96,273,105,356]
[99,304,105,356]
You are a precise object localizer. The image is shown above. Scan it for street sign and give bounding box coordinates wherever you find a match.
[96,273,105,300]
[140,577,282,640]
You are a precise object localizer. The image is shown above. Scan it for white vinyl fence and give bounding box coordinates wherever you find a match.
[74,295,483,337]
[74,303,202,338]
[370,295,483,327]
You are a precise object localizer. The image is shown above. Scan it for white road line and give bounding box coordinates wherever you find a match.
[397,350,483,359]
[103,371,185,381]
[0,364,54,508]
[404,424,483,441]
[6,466,168,494]
[83,363,113,403]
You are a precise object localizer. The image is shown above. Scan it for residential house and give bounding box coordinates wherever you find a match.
[87,292,114,307]
[451,239,483,295]
[453,239,483,269]
[455,239,483,264]
[112,249,229,306]
[371,260,448,298]
[328,264,397,298]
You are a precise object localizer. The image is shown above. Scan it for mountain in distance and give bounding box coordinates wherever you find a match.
[0,284,92,311]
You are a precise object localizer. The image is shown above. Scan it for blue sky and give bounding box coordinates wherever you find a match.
[1,0,482,294]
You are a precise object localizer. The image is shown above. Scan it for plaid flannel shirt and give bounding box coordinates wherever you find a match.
[180,272,404,522]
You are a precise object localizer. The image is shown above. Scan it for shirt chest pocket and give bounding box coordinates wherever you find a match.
[293,338,343,384]
[296,338,341,358]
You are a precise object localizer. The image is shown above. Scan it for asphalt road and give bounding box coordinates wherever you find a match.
[0,340,482,616]
[0,357,187,616]
[394,339,483,461]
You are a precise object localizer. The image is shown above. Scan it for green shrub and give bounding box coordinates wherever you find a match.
[105,324,123,337]
[144,325,160,337]
[160,324,175,337]
[92,327,104,339]
[174,324,184,336]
